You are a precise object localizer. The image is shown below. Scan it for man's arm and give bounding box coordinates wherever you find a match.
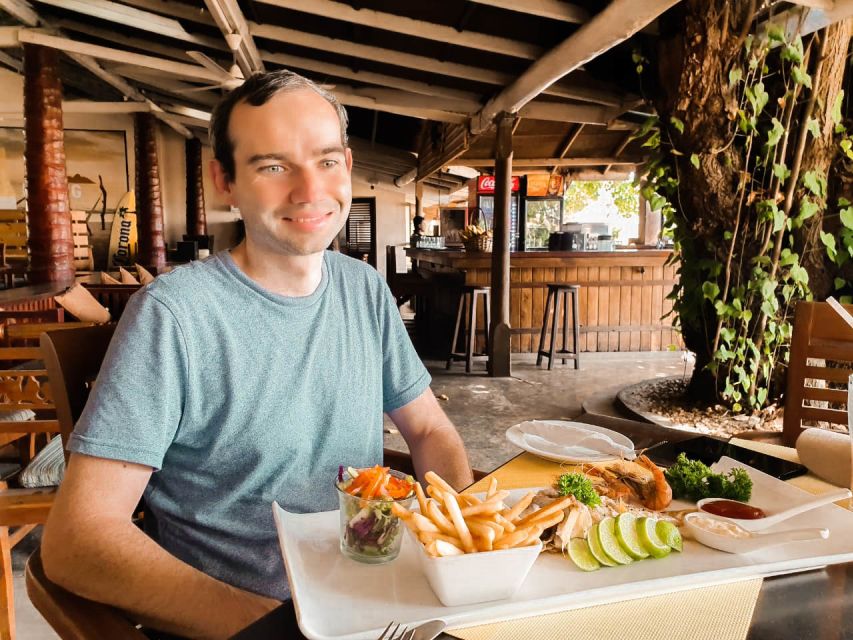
[41,453,279,640]
[387,388,473,491]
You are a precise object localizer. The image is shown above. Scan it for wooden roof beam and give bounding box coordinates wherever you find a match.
[0,6,193,137]
[465,0,589,23]
[203,0,264,75]
[30,0,218,46]
[260,50,481,102]
[16,30,224,83]
[250,22,627,107]
[603,131,634,174]
[254,0,542,60]
[765,1,853,37]
[471,0,681,135]
[457,156,643,167]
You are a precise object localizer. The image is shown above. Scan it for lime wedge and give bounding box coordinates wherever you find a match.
[615,513,650,559]
[587,523,618,567]
[637,517,671,558]
[567,538,601,572]
[598,517,634,565]
[656,520,683,552]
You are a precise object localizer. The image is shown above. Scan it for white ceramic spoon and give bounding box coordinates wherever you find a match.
[696,488,852,532]
[684,512,829,554]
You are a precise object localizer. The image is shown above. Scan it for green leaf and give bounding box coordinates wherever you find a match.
[840,206,853,230]
[728,67,743,86]
[756,388,768,406]
[773,163,791,183]
[766,117,784,148]
[797,199,820,225]
[767,23,785,43]
[836,277,847,290]
[832,91,845,126]
[690,153,700,169]
[702,281,720,302]
[792,65,812,88]
[670,116,685,134]
[790,264,809,285]
[821,231,838,261]
[807,118,820,139]
[839,198,851,207]
[723,230,733,241]
[802,170,826,198]
[761,279,776,301]
[781,36,804,63]
[773,207,786,232]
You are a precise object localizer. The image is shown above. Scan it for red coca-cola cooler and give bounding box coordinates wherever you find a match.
[467,175,523,251]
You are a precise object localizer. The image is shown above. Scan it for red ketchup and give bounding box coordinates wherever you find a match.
[701,499,766,520]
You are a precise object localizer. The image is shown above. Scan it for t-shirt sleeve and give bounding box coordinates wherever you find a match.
[67,290,188,470]
[379,283,431,413]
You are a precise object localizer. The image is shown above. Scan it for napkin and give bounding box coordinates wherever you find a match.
[796,428,853,489]
[517,420,635,459]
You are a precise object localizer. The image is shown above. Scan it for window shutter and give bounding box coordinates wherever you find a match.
[346,198,376,267]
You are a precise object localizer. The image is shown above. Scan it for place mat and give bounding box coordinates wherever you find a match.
[445,578,763,640]
[458,441,850,640]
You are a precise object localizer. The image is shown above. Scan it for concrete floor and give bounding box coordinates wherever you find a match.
[385,350,690,472]
[17,350,688,639]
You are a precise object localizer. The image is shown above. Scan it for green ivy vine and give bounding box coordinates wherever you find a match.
[632,25,846,413]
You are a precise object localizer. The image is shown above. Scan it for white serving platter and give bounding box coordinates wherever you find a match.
[273,457,853,640]
[505,419,635,463]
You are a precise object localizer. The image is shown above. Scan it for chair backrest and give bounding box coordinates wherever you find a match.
[40,324,116,460]
[81,283,141,321]
[783,301,853,446]
[0,344,58,450]
[0,321,96,348]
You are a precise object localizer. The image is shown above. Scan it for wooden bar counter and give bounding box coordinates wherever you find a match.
[405,247,680,354]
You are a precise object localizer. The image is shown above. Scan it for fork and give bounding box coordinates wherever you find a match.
[376,621,415,640]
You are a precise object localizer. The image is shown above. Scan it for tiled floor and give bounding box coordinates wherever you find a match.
[16,350,688,639]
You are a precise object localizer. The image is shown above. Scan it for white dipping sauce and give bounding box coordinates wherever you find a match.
[690,514,751,539]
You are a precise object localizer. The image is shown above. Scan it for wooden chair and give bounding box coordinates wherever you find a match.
[782,300,853,446]
[0,343,62,640]
[80,284,141,321]
[0,322,95,349]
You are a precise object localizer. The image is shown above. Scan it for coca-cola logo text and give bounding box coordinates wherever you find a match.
[477,175,520,193]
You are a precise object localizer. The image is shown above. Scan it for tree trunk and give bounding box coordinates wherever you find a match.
[797,19,853,299]
[652,0,752,400]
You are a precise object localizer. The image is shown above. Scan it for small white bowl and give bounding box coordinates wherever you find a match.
[405,528,542,606]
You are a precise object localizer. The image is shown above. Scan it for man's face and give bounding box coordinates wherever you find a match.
[213,89,352,257]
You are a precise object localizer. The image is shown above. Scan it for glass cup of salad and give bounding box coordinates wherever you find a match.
[335,465,415,564]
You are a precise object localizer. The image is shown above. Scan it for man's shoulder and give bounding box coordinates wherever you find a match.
[141,254,229,305]
[325,250,384,286]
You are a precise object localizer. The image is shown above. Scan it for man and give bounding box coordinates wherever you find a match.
[41,70,473,639]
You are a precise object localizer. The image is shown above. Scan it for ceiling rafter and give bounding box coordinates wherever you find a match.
[465,0,590,23]
[203,0,264,76]
[0,2,193,137]
[31,0,222,48]
[253,0,543,60]
[249,21,627,107]
[471,0,681,134]
[457,156,643,167]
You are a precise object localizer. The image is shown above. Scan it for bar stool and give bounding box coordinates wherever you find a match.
[536,283,580,370]
[446,285,491,373]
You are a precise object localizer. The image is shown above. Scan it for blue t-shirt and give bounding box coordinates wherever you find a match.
[68,250,431,599]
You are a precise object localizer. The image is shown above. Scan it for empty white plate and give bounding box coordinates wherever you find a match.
[505,420,635,463]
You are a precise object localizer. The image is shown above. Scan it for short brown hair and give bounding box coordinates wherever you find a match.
[209,70,349,181]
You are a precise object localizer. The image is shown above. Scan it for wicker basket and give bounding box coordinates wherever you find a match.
[463,234,493,253]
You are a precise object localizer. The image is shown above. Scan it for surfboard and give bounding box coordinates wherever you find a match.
[107,191,138,269]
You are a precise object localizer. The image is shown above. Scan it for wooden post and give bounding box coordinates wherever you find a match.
[135,113,167,271]
[415,180,424,218]
[23,44,75,285]
[185,137,207,236]
[488,113,515,377]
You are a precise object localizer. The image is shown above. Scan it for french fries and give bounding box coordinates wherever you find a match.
[393,471,568,558]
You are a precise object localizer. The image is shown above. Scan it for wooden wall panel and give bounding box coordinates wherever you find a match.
[410,250,679,353]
